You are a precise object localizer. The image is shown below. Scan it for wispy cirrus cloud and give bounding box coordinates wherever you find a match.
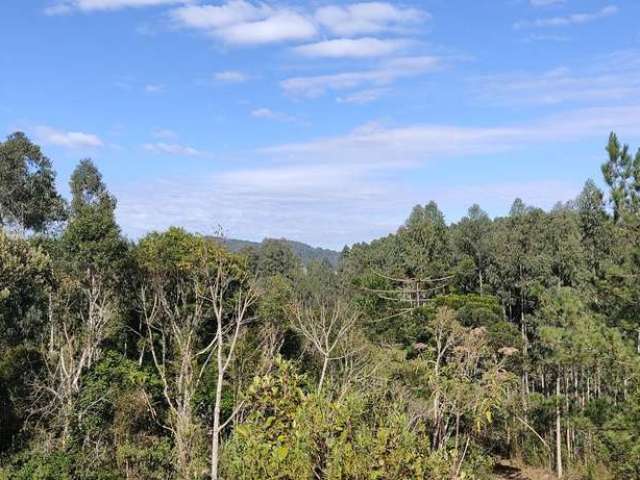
[474,50,640,106]
[143,142,200,156]
[213,70,249,83]
[281,56,441,98]
[34,125,104,148]
[144,83,165,93]
[315,2,428,37]
[337,88,389,104]
[293,37,408,58]
[250,108,301,123]
[515,5,619,29]
[262,105,640,165]
[529,0,565,7]
[45,0,188,15]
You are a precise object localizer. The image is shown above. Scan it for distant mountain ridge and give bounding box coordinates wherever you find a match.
[219,237,341,267]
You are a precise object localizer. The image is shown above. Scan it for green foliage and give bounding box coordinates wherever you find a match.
[223,358,458,480]
[256,239,303,281]
[4,132,640,480]
[4,452,73,480]
[0,229,51,345]
[601,132,640,223]
[61,160,127,279]
[0,132,66,232]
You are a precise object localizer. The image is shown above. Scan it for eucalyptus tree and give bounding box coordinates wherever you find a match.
[398,201,453,281]
[40,159,128,444]
[453,204,493,295]
[0,132,66,233]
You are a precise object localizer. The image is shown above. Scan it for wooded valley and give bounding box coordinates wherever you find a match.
[1,130,640,479]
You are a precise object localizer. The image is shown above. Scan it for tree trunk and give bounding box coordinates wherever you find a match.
[211,343,224,479]
[318,355,329,394]
[556,376,563,478]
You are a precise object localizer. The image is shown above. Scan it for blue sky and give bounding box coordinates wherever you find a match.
[2,0,640,249]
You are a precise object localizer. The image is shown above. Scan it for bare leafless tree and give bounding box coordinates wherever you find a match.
[141,252,256,480]
[35,271,115,446]
[292,298,359,394]
[207,258,257,480]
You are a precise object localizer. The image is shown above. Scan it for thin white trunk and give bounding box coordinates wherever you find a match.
[318,355,329,394]
[211,345,223,480]
[556,376,563,478]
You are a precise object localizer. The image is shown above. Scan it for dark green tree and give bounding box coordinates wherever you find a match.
[0,132,66,232]
[257,239,302,281]
[453,204,492,294]
[576,179,611,281]
[601,132,640,223]
[61,159,127,278]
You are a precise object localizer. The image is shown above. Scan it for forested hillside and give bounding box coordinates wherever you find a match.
[2,130,640,480]
[218,238,341,268]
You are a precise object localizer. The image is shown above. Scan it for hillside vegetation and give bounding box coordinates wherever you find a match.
[218,237,341,268]
[1,131,640,479]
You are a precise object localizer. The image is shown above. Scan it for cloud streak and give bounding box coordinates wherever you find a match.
[250,108,300,123]
[315,2,428,37]
[474,50,640,106]
[45,0,188,15]
[143,142,200,156]
[213,70,249,83]
[293,37,408,58]
[262,105,640,165]
[281,56,441,98]
[515,5,619,29]
[34,126,104,148]
[529,0,565,7]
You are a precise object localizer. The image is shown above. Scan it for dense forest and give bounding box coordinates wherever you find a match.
[219,238,340,268]
[1,130,640,480]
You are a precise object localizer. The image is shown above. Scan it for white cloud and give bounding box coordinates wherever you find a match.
[34,126,104,148]
[144,83,164,93]
[170,1,267,29]
[530,0,565,6]
[114,162,406,248]
[220,11,317,44]
[250,108,298,123]
[143,142,200,156]
[515,5,619,29]
[281,56,441,97]
[171,2,428,47]
[113,164,583,249]
[475,51,640,106]
[262,105,640,165]
[315,2,428,37]
[114,167,584,249]
[114,104,640,247]
[171,1,317,45]
[45,0,188,15]
[213,70,249,83]
[293,37,407,58]
[337,88,389,104]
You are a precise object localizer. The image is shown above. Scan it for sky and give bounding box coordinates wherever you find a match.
[1,0,640,249]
